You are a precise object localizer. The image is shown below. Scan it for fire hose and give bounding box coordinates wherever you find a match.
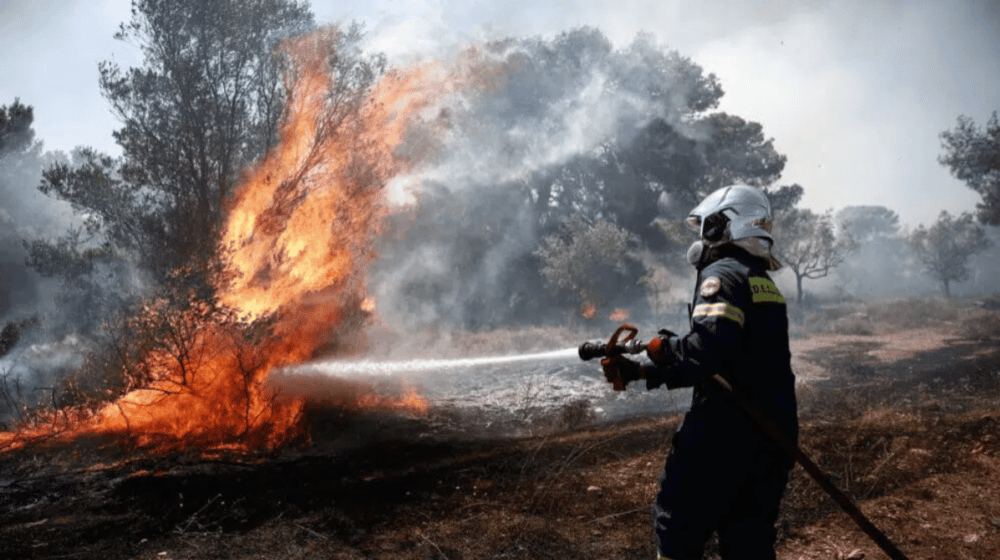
[579,324,910,560]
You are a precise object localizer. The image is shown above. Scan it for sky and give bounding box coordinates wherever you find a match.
[1,0,998,228]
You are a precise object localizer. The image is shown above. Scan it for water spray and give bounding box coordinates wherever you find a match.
[293,347,580,377]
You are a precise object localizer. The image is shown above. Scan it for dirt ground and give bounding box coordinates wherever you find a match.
[1,301,999,560]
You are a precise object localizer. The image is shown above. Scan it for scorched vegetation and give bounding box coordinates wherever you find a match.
[1,296,999,559]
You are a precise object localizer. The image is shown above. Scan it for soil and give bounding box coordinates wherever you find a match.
[1,313,999,560]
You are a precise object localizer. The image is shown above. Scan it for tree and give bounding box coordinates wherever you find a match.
[834,205,908,298]
[764,183,804,215]
[535,217,642,321]
[0,99,35,155]
[33,0,317,290]
[631,113,786,206]
[0,98,49,219]
[939,112,1000,225]
[619,112,787,249]
[372,27,789,328]
[0,99,46,320]
[836,205,900,243]
[27,148,141,332]
[772,208,855,304]
[909,210,991,297]
[464,28,785,246]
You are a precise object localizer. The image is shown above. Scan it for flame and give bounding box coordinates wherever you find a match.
[581,302,596,319]
[0,29,502,455]
[90,316,304,450]
[223,37,434,319]
[356,388,429,416]
[609,308,630,322]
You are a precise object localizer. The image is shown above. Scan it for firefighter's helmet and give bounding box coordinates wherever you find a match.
[686,184,773,245]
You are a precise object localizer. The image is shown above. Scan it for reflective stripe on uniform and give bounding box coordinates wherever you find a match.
[749,277,785,303]
[692,302,745,326]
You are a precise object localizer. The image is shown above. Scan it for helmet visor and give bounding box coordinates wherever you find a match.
[685,215,701,232]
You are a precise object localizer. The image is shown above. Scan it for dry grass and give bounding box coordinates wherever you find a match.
[957,309,1000,340]
[794,296,1000,338]
[864,297,960,329]
[3,297,1000,559]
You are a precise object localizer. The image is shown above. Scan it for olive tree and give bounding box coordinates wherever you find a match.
[536,217,642,321]
[31,0,316,291]
[939,112,1000,226]
[772,208,855,304]
[909,210,991,297]
[833,205,909,298]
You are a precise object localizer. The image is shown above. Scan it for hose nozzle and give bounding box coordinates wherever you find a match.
[578,341,607,361]
[577,338,646,361]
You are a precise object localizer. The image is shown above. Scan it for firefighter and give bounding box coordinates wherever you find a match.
[602,184,798,560]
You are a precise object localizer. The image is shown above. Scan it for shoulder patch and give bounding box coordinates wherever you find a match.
[749,277,785,303]
[700,276,721,297]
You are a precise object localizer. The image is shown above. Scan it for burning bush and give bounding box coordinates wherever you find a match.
[0,23,505,455]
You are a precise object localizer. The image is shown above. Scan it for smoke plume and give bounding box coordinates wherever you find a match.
[371,28,712,331]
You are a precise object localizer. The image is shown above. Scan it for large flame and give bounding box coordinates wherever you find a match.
[220,30,442,320]
[1,29,494,454]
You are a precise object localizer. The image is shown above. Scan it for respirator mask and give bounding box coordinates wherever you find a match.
[686,211,730,268]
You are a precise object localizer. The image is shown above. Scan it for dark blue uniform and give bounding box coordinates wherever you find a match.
[644,247,798,560]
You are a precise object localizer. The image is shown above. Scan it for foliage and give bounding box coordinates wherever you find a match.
[379,28,787,328]
[0,99,35,155]
[909,210,991,297]
[0,100,73,322]
[772,208,856,304]
[535,217,641,320]
[764,183,804,215]
[21,148,143,333]
[832,205,908,299]
[36,149,140,258]
[29,2,387,335]
[939,111,1000,225]
[509,28,787,247]
[0,99,48,217]
[31,0,317,292]
[836,205,900,243]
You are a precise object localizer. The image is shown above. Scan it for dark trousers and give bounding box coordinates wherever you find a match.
[652,423,792,560]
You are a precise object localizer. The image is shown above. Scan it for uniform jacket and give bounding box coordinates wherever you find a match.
[645,246,799,456]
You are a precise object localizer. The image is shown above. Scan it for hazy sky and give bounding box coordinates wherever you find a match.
[2,0,998,227]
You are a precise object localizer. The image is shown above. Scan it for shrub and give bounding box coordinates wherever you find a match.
[865,298,959,329]
[558,398,596,431]
[957,310,1000,340]
[829,314,876,336]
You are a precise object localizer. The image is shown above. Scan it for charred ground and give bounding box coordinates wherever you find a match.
[1,298,999,560]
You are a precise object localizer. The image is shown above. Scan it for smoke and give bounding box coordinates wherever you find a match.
[370,28,710,331]
[363,17,1000,334]
[0,146,62,314]
[0,138,130,425]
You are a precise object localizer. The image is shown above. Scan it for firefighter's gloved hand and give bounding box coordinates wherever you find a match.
[646,329,678,367]
[600,355,644,390]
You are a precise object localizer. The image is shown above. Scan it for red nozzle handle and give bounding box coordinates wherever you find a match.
[608,323,638,350]
[606,324,638,391]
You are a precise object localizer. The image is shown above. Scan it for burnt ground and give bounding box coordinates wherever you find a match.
[1,308,999,560]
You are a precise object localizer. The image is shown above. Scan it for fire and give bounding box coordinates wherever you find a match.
[219,30,443,320]
[356,388,430,416]
[581,302,596,319]
[609,308,630,322]
[0,29,501,455]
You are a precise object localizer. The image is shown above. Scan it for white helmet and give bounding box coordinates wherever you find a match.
[686,184,773,245]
